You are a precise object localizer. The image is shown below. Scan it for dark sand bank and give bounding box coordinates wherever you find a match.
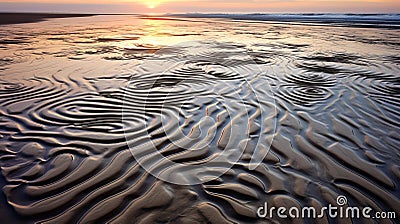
[0,13,97,25]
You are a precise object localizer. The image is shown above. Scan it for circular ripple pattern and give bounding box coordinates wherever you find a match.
[278,84,333,107]
[123,41,277,185]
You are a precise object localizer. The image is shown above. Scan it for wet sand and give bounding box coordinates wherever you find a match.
[0,15,399,223]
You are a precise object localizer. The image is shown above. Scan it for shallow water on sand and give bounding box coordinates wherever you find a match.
[0,15,399,223]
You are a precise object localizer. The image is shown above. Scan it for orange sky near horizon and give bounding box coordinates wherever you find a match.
[0,0,399,13]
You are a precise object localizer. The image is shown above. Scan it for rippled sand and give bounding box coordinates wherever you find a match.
[0,15,399,223]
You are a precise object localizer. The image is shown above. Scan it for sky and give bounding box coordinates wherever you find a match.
[0,0,399,13]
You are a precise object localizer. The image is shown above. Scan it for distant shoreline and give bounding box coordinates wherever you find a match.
[1,12,399,29]
[0,13,102,25]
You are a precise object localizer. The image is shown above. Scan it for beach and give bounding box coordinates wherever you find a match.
[0,14,399,223]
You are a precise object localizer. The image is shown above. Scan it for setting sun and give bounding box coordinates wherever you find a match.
[145,0,160,9]
[140,0,177,9]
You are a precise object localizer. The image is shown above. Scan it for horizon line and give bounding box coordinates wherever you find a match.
[1,12,400,14]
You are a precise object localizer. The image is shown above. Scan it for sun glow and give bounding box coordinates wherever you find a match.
[145,0,161,9]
